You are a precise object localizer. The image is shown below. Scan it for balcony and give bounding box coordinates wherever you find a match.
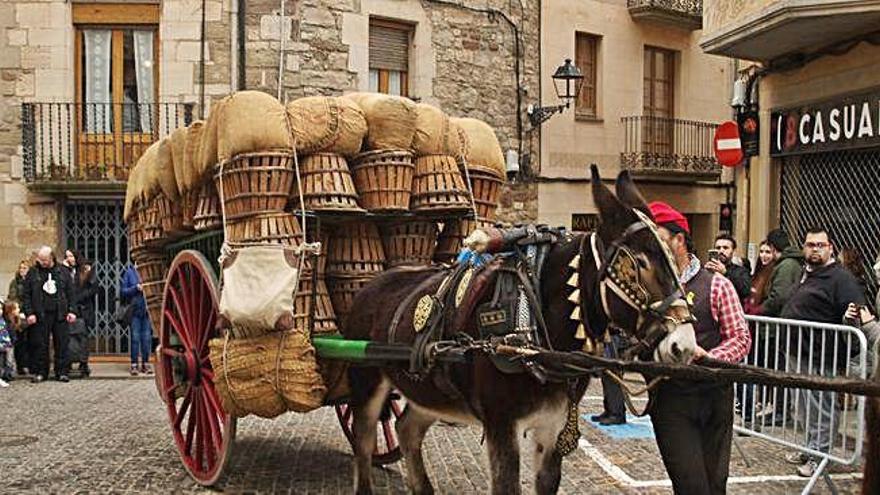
[21,102,193,194]
[620,116,721,181]
[627,0,703,31]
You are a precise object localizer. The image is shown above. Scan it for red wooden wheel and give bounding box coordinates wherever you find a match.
[335,392,405,466]
[155,250,236,486]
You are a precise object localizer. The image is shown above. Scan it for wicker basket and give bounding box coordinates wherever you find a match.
[433,217,495,263]
[327,275,378,325]
[226,212,303,247]
[135,252,168,283]
[181,189,197,229]
[193,180,222,232]
[380,220,438,268]
[294,275,338,335]
[146,297,162,335]
[350,150,415,212]
[140,197,166,248]
[127,204,146,254]
[298,153,364,212]
[155,192,190,239]
[215,151,297,220]
[326,221,386,276]
[411,155,472,214]
[466,169,504,220]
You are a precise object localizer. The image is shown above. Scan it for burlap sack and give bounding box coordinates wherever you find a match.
[124,161,143,221]
[198,97,228,180]
[156,136,179,200]
[286,96,367,157]
[169,127,188,195]
[452,117,505,178]
[209,330,327,418]
[184,121,204,190]
[344,92,417,150]
[217,90,293,161]
[412,103,451,156]
[219,245,300,337]
[140,141,162,200]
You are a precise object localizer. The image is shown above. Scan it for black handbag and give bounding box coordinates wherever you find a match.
[113,300,134,326]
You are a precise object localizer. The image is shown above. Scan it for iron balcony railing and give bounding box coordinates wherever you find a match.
[627,0,702,29]
[620,115,721,179]
[21,102,194,183]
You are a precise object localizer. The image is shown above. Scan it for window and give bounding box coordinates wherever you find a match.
[368,19,412,96]
[642,46,676,154]
[575,33,600,118]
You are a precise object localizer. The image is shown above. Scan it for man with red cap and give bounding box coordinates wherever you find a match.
[647,201,751,495]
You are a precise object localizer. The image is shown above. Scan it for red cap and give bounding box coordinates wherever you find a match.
[648,201,689,234]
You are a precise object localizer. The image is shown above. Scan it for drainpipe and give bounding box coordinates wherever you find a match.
[237,0,246,90]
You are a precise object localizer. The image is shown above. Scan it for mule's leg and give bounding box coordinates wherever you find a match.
[351,373,392,495]
[532,399,570,495]
[396,404,437,494]
[485,421,521,495]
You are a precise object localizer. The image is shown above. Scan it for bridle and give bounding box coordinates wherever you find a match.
[584,209,696,359]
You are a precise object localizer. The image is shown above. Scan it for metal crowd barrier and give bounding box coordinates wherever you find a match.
[735,315,869,494]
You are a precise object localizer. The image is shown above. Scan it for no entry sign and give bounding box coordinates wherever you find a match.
[714,121,744,167]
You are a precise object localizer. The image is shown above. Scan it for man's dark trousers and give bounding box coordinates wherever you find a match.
[29,311,68,377]
[650,382,734,495]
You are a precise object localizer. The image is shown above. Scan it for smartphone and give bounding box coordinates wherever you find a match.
[707,249,721,262]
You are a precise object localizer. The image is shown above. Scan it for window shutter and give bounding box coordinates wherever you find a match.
[369,23,410,72]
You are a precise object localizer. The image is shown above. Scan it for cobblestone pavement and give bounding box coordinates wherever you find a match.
[0,378,864,494]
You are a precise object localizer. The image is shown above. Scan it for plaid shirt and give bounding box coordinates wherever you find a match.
[681,255,751,363]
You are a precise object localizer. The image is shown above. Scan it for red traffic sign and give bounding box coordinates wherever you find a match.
[714,121,744,167]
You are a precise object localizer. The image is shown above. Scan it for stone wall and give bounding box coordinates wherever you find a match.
[241,0,541,223]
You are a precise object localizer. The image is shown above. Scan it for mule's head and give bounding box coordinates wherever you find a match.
[590,165,696,364]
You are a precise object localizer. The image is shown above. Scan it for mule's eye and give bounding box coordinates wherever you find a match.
[636,256,650,270]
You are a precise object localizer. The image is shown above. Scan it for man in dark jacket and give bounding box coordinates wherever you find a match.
[762,229,804,317]
[780,226,866,477]
[707,233,751,303]
[20,246,77,383]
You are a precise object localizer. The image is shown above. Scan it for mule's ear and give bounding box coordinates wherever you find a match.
[615,170,650,215]
[590,164,630,235]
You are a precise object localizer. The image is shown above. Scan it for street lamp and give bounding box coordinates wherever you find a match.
[528,58,584,127]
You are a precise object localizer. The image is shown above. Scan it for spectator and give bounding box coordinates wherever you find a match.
[8,259,30,375]
[20,246,77,383]
[874,252,880,314]
[762,228,804,317]
[8,259,29,302]
[744,240,777,315]
[781,226,866,477]
[61,249,77,281]
[70,254,97,377]
[0,304,13,387]
[121,264,152,376]
[846,303,880,376]
[707,233,752,302]
[590,335,627,425]
[839,247,868,292]
[648,201,751,494]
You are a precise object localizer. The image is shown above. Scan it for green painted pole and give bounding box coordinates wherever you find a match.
[312,336,369,361]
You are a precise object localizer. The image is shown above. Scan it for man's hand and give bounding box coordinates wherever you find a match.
[66,313,76,324]
[26,315,37,325]
[692,345,709,362]
[705,259,727,275]
[137,283,143,292]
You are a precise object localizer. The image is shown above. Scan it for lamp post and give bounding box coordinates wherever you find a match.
[527,58,584,128]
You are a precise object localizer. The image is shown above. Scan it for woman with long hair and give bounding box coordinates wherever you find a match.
[70,252,97,377]
[744,240,777,315]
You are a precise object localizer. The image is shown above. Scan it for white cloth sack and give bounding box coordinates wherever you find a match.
[219,246,300,337]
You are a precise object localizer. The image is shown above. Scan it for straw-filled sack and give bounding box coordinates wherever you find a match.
[208,330,327,418]
[412,103,464,157]
[217,91,293,161]
[183,121,204,190]
[124,160,144,221]
[452,117,506,178]
[140,141,162,200]
[344,92,416,150]
[169,127,188,195]
[197,97,228,180]
[286,96,367,157]
[156,137,179,201]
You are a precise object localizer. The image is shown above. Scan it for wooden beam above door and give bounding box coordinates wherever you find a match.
[73,3,160,25]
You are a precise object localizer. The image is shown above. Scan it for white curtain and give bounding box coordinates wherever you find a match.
[133,30,154,133]
[84,30,112,133]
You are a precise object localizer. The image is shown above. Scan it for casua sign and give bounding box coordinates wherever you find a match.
[771,88,880,157]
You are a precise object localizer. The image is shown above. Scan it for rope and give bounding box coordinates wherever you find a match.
[602,370,666,417]
[221,331,244,414]
[457,150,480,222]
[276,0,286,101]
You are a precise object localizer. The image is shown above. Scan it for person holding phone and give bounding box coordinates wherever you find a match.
[706,234,752,303]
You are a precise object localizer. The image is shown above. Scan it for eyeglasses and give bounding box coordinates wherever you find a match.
[804,242,830,250]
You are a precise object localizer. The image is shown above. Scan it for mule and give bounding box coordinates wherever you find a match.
[342,168,697,494]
